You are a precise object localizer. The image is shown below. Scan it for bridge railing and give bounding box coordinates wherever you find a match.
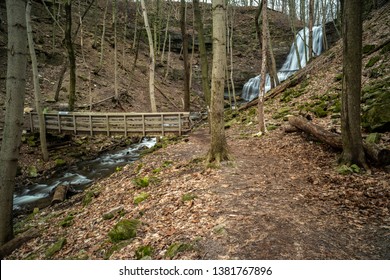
[26,111,191,137]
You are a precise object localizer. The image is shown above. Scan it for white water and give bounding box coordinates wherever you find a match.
[13,137,156,211]
[241,25,324,102]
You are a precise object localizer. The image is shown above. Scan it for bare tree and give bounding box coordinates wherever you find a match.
[193,0,211,107]
[26,0,49,161]
[180,0,190,111]
[340,0,367,168]
[258,0,268,134]
[0,0,28,246]
[207,0,230,165]
[64,0,76,111]
[309,0,314,60]
[141,0,157,112]
[114,0,119,100]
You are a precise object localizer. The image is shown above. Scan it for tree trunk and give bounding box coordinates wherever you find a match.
[64,1,76,112]
[229,5,237,108]
[26,0,49,162]
[114,0,119,100]
[207,0,229,165]
[193,0,211,107]
[0,0,28,246]
[258,0,268,134]
[309,0,314,60]
[340,0,366,167]
[140,0,157,112]
[160,1,171,63]
[97,0,109,73]
[54,63,67,102]
[289,0,301,70]
[180,0,190,111]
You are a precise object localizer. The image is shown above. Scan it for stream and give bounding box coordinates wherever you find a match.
[13,137,156,214]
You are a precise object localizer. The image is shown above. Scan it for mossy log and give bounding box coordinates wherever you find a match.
[288,116,390,165]
[0,228,40,259]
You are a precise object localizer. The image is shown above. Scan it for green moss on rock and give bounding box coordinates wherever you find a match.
[45,237,66,258]
[135,245,154,260]
[134,192,149,204]
[366,133,381,144]
[363,44,376,54]
[362,78,390,132]
[165,243,192,259]
[108,219,140,243]
[365,56,381,68]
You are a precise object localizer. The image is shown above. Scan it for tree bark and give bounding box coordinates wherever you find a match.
[258,0,268,134]
[114,0,118,100]
[340,0,366,167]
[26,0,49,162]
[309,0,314,60]
[64,1,76,112]
[141,0,157,112]
[193,0,211,107]
[0,0,28,246]
[180,0,190,111]
[207,0,229,165]
[288,116,389,165]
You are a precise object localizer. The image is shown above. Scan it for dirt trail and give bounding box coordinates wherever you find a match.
[177,126,390,259]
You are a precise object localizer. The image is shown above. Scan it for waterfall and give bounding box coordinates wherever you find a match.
[241,25,324,102]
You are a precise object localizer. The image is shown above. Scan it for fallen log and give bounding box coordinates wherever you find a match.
[51,185,69,205]
[0,228,40,259]
[288,116,390,166]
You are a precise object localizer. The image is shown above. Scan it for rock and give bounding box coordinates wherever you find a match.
[366,133,381,144]
[108,219,140,243]
[362,78,390,132]
[45,237,66,258]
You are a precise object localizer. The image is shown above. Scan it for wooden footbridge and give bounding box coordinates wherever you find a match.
[1,111,191,139]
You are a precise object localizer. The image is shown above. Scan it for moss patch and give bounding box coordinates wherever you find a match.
[108,219,140,243]
[182,193,197,202]
[365,56,381,68]
[45,237,66,258]
[133,176,150,188]
[134,192,149,204]
[59,214,74,227]
[165,242,192,259]
[135,245,154,260]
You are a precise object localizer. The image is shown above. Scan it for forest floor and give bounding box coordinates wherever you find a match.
[6,118,390,260]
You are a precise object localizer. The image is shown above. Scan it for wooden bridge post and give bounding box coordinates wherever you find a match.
[106,114,109,136]
[161,113,164,136]
[89,115,93,136]
[73,114,77,134]
[57,114,61,133]
[124,115,127,137]
[142,114,145,137]
[178,113,182,136]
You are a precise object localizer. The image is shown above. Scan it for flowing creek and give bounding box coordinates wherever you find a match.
[13,137,156,214]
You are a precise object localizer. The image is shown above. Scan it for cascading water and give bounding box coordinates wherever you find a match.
[13,138,156,213]
[241,25,324,102]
